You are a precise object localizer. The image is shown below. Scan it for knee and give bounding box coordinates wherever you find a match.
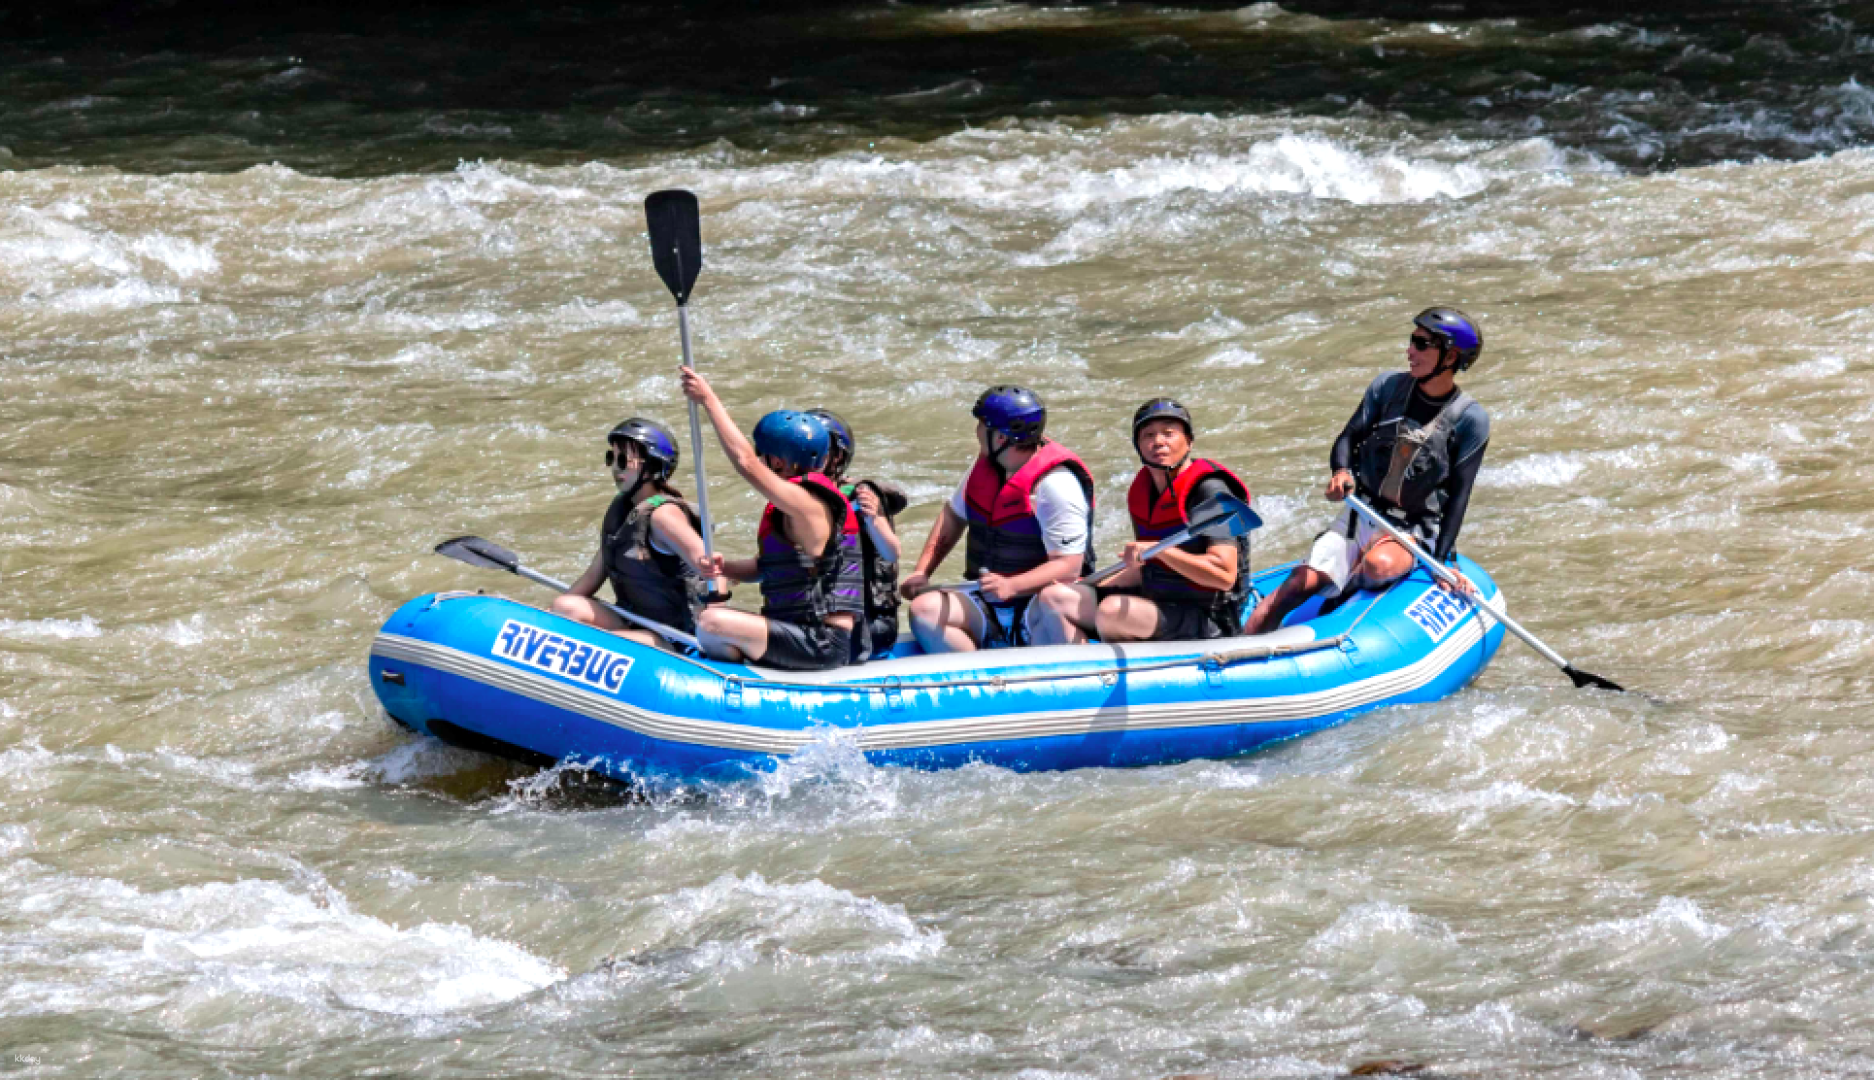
[550,594,585,620]
[696,605,729,635]
[1360,546,1412,584]
[1096,594,1129,621]
[909,591,944,625]
[1036,583,1077,616]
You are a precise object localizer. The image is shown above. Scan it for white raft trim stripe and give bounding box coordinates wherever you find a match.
[371,591,1498,756]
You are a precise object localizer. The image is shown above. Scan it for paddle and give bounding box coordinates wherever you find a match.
[953,493,1262,595]
[435,535,701,652]
[644,189,715,570]
[1342,493,1624,692]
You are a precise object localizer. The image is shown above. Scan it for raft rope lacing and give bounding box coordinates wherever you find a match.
[461,561,1405,695]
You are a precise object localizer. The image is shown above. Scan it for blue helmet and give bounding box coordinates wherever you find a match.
[806,408,854,478]
[752,410,830,473]
[1414,306,1483,371]
[608,418,680,481]
[972,385,1046,447]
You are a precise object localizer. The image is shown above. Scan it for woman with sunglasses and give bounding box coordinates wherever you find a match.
[1246,307,1491,634]
[551,418,715,650]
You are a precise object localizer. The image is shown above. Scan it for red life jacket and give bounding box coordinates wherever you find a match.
[960,440,1096,581]
[756,472,867,628]
[1125,458,1251,611]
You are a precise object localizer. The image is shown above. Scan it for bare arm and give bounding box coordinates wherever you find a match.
[1143,537,1238,592]
[648,502,730,596]
[990,551,1084,598]
[565,551,605,597]
[717,556,762,583]
[854,483,902,562]
[680,366,829,550]
[899,503,968,599]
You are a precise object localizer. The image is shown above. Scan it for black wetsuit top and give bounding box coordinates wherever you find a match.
[1331,377,1490,562]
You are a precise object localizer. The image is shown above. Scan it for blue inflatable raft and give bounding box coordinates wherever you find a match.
[367,559,1506,783]
[365,555,1506,783]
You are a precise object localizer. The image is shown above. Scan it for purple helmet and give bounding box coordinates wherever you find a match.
[971,385,1046,447]
[1413,307,1483,371]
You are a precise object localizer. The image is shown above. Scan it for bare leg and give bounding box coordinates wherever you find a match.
[553,594,683,652]
[1348,537,1414,591]
[696,605,773,663]
[1028,583,1100,646]
[1094,593,1164,643]
[552,593,625,630]
[1244,566,1334,635]
[909,589,987,654]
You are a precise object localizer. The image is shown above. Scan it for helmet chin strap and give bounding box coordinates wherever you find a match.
[1141,451,1191,481]
[1138,425,1193,482]
[987,431,1017,475]
[1416,343,1459,386]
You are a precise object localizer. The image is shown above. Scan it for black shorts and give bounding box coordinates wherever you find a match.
[761,619,853,671]
[1150,599,1235,642]
[1095,588,1235,642]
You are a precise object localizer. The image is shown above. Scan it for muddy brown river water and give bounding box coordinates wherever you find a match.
[4,3,1874,1075]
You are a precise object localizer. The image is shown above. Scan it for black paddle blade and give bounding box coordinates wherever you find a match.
[1186,494,1263,539]
[435,536,520,573]
[644,190,702,304]
[1564,665,1626,693]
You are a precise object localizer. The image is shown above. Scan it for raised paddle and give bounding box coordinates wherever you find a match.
[435,535,701,652]
[1342,493,1624,692]
[644,189,715,569]
[952,493,1262,595]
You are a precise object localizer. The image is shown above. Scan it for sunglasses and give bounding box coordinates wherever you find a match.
[1409,333,1442,352]
[605,447,638,468]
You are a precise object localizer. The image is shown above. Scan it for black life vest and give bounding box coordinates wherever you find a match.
[1353,375,1475,532]
[961,440,1097,582]
[601,492,700,633]
[1125,459,1252,621]
[755,473,867,632]
[841,479,905,653]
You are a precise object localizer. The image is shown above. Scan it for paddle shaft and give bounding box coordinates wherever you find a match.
[508,562,701,652]
[953,523,1201,597]
[676,304,715,562]
[1342,493,1573,672]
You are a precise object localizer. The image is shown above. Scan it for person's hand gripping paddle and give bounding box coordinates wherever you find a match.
[434,536,700,652]
[955,493,1262,596]
[644,190,725,601]
[1342,493,1625,692]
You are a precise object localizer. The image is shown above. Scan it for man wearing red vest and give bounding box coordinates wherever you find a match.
[899,386,1097,653]
[1031,400,1252,644]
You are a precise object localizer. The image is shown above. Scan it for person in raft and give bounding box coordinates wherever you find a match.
[1245,307,1491,634]
[680,368,868,670]
[1030,399,1252,644]
[808,408,909,661]
[899,385,1097,652]
[552,418,714,650]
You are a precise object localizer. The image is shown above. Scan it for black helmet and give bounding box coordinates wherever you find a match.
[806,408,855,478]
[1413,306,1483,371]
[1131,398,1195,469]
[972,385,1046,447]
[1131,398,1193,444]
[608,418,680,481]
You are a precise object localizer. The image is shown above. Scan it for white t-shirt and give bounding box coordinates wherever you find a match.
[947,466,1090,556]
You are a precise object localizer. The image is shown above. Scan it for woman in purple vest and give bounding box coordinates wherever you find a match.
[681,368,867,671]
